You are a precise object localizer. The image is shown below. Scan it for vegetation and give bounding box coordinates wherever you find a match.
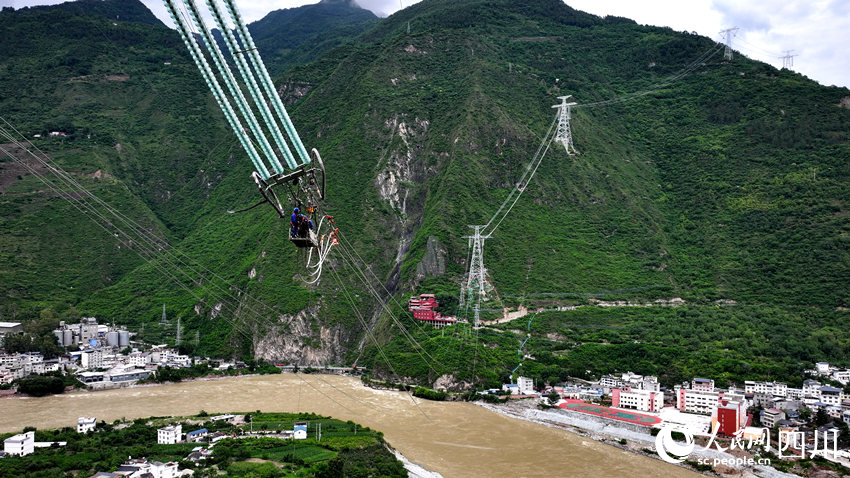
[0,412,404,478]
[146,360,281,383]
[0,0,848,390]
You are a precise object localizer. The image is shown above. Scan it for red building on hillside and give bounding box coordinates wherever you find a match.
[408,294,458,328]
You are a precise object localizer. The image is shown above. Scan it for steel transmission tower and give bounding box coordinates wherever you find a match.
[780,50,797,69]
[176,317,182,346]
[461,225,490,328]
[720,27,739,60]
[552,95,578,155]
[161,304,167,325]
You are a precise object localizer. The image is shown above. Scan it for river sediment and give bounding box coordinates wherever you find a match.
[0,374,698,478]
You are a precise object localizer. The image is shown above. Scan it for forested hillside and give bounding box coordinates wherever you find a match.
[1,0,848,388]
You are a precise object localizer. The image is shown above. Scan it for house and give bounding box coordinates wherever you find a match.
[293,422,308,440]
[675,386,722,415]
[186,446,212,463]
[149,461,179,478]
[157,424,182,445]
[0,321,24,341]
[78,417,97,434]
[760,408,785,428]
[209,414,235,423]
[612,387,663,412]
[692,378,715,392]
[81,349,104,369]
[744,380,788,397]
[842,410,850,426]
[3,431,34,456]
[819,386,843,406]
[517,376,535,395]
[501,383,519,395]
[802,379,822,398]
[109,457,181,478]
[186,428,208,443]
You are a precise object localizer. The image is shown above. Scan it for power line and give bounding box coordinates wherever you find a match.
[720,27,739,60]
[780,50,797,69]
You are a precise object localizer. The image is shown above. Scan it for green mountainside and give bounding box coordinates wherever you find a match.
[1,0,849,388]
[249,0,379,75]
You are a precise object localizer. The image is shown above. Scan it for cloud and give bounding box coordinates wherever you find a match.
[711,0,850,87]
[354,0,409,17]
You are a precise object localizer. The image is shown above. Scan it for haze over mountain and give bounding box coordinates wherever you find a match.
[1,0,848,387]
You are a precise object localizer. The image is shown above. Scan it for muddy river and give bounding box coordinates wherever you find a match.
[0,374,696,477]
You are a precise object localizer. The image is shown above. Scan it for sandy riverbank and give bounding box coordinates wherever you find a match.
[475,400,797,478]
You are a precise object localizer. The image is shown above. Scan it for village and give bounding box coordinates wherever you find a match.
[5,312,850,474]
[0,318,270,390]
[2,411,349,477]
[495,361,850,468]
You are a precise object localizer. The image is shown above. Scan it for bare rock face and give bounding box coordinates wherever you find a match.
[415,236,446,279]
[839,96,850,109]
[433,373,474,392]
[253,306,347,365]
[375,115,430,215]
[278,81,314,106]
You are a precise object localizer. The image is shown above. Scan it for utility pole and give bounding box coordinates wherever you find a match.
[720,27,739,60]
[780,50,797,69]
[552,95,578,155]
[461,225,489,328]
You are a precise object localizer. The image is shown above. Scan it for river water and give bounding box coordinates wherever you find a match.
[0,374,696,477]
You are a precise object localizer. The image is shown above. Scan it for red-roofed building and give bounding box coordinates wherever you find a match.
[408,294,457,328]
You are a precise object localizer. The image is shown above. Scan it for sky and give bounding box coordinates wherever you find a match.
[3,0,848,89]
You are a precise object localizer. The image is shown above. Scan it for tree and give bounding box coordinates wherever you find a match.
[546,390,561,405]
[814,408,830,426]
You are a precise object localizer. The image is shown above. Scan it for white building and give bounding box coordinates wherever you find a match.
[294,422,308,440]
[149,461,180,478]
[599,372,660,392]
[692,378,715,392]
[77,417,97,434]
[517,376,535,395]
[786,387,805,400]
[128,352,149,367]
[612,387,663,412]
[833,369,850,385]
[761,408,785,428]
[3,431,34,456]
[0,353,45,380]
[803,379,822,396]
[81,349,104,369]
[676,386,722,415]
[745,380,788,397]
[157,424,182,445]
[0,322,23,347]
[820,386,843,406]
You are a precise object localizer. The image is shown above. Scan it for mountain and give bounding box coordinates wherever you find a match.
[1,0,849,388]
[1,0,165,26]
[249,0,379,74]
